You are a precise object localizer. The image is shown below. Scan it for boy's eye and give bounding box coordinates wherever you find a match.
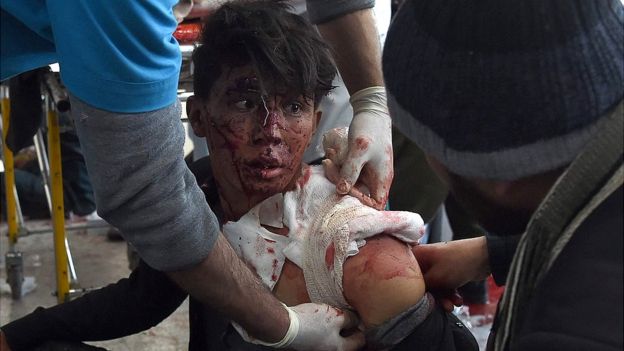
[286,102,303,116]
[234,99,258,112]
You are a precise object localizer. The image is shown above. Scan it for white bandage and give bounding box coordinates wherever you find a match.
[302,199,366,309]
[301,194,425,310]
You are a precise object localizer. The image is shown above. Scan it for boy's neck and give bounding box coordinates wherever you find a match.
[218,164,306,222]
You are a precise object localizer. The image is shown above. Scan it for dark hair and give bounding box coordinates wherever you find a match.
[192,0,337,105]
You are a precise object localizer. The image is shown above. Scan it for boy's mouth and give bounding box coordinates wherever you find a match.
[245,157,288,179]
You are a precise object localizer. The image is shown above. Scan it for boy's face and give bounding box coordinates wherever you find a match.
[190,65,320,198]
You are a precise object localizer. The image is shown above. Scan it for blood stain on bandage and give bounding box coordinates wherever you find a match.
[325,242,335,269]
[354,137,369,156]
[271,258,279,282]
[297,165,312,187]
[267,247,275,254]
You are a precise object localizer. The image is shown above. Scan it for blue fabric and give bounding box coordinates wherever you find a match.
[1,0,181,113]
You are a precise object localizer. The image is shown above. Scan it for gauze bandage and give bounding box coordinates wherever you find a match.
[285,166,424,308]
[223,165,424,309]
[295,168,424,308]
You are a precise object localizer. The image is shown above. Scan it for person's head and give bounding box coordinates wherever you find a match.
[383,0,624,234]
[188,0,336,205]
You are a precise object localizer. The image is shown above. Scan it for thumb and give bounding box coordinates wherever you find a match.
[339,309,360,330]
[336,310,365,351]
[369,168,392,208]
[339,331,365,351]
[337,152,366,195]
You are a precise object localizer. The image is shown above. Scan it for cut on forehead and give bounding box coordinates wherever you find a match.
[220,66,315,106]
[192,0,337,105]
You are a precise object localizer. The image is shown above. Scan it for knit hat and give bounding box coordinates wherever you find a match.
[383,0,624,180]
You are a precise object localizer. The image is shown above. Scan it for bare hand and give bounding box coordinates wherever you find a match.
[412,237,491,310]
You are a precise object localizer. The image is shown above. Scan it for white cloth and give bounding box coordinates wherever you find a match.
[222,165,425,305]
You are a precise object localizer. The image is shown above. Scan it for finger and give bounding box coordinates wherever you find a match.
[325,159,383,209]
[369,169,393,208]
[338,155,366,195]
[325,147,339,165]
[347,186,381,209]
[338,309,360,330]
[339,330,366,351]
[322,159,342,185]
[439,298,455,312]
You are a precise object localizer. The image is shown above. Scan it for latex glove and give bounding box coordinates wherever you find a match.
[173,0,193,22]
[236,303,364,350]
[333,86,393,210]
[322,126,378,209]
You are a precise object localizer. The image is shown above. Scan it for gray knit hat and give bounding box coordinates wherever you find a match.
[383,0,624,180]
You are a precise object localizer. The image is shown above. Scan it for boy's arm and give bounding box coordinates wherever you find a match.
[0,261,187,350]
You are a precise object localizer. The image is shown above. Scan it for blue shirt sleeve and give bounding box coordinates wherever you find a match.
[1,0,181,113]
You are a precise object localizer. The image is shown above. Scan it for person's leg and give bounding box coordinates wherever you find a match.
[60,130,96,216]
[12,169,49,219]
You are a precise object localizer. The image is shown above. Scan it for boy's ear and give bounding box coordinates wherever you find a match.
[187,96,207,137]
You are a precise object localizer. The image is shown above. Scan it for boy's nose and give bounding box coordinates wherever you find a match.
[253,110,283,145]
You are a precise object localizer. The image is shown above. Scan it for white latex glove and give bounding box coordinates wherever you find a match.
[235,303,364,350]
[332,86,393,210]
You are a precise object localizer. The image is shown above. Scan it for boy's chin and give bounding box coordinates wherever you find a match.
[243,180,289,197]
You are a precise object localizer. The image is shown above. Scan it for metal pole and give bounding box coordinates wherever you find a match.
[33,130,52,210]
[2,84,25,300]
[1,85,18,248]
[34,116,78,285]
[46,92,70,303]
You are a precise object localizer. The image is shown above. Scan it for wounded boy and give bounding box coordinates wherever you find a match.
[1,1,477,350]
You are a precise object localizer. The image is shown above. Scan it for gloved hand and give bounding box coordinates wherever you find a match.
[236,303,364,350]
[323,127,377,208]
[330,86,393,210]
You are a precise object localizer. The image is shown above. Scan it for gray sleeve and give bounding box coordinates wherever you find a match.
[69,94,219,271]
[305,0,375,24]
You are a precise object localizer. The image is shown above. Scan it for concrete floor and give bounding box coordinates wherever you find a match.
[0,220,190,350]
